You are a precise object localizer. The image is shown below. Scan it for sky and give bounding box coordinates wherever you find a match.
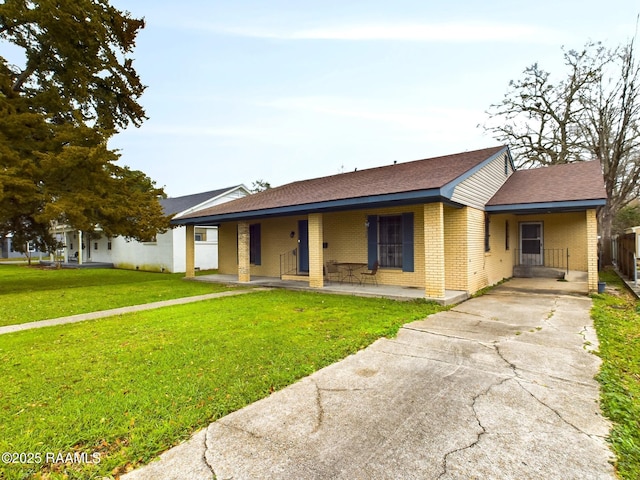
[106,0,639,197]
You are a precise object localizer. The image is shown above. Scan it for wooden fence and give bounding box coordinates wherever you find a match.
[615,232,637,280]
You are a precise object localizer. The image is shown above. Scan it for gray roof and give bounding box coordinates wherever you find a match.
[160,186,244,216]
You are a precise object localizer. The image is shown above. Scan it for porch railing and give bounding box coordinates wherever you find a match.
[514,248,569,274]
[280,248,297,278]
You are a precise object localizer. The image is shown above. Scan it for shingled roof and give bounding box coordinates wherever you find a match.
[174,146,507,224]
[160,186,244,216]
[486,161,607,212]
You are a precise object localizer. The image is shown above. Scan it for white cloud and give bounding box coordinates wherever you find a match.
[192,20,565,44]
[130,124,263,138]
[260,96,486,132]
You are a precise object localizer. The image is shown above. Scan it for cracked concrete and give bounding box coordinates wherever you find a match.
[122,278,615,480]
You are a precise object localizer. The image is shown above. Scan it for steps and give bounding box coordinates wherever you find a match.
[513,265,566,279]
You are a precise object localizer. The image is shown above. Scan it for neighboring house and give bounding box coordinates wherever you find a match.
[56,185,250,272]
[0,234,47,259]
[172,146,607,300]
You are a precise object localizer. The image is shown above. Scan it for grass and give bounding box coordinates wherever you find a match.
[0,288,445,479]
[0,265,233,327]
[592,269,640,480]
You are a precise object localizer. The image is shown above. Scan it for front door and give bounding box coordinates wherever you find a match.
[298,220,309,273]
[520,222,543,266]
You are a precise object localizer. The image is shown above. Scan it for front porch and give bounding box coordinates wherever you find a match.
[189,273,469,305]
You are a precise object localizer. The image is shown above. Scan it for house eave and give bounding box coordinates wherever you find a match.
[485,199,606,214]
[171,188,461,225]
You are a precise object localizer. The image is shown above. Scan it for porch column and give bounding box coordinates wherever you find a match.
[237,221,251,283]
[77,230,83,265]
[185,224,195,278]
[424,203,445,299]
[586,209,598,293]
[308,213,324,288]
[63,230,69,263]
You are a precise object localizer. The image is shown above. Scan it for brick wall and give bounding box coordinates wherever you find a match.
[216,206,597,294]
[444,206,469,291]
[511,212,589,271]
[482,212,517,289]
[324,206,426,288]
[217,222,237,274]
[586,209,599,292]
[423,203,445,298]
[308,213,324,288]
[237,221,250,282]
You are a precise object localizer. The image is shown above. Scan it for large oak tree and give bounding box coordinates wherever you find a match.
[0,0,169,255]
[484,39,640,264]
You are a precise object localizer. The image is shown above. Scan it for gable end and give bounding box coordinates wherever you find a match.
[446,149,514,209]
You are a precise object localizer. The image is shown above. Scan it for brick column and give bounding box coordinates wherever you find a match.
[586,209,598,293]
[308,213,324,288]
[424,203,445,299]
[237,221,251,283]
[185,224,195,278]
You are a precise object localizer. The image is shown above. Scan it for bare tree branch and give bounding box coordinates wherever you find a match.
[483,39,640,263]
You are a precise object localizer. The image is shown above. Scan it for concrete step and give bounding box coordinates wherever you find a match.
[513,265,565,279]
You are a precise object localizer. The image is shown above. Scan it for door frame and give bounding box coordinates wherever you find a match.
[519,221,543,266]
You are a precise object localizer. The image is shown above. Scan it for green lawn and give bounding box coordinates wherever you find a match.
[0,265,232,327]
[592,269,640,480]
[0,287,444,479]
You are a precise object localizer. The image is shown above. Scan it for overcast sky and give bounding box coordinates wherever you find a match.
[107,0,639,197]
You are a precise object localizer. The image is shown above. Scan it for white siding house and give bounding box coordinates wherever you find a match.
[60,185,250,272]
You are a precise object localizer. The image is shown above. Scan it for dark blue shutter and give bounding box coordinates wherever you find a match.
[367,216,377,269]
[255,224,261,265]
[402,212,414,272]
[250,224,261,265]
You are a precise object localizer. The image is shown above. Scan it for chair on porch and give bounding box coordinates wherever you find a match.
[360,260,379,286]
[325,260,342,284]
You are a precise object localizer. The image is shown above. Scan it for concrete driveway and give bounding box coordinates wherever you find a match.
[123,278,615,480]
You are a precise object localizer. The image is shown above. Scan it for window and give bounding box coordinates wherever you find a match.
[367,213,414,271]
[249,223,261,265]
[378,216,403,268]
[505,220,510,250]
[107,241,112,250]
[94,242,98,250]
[194,228,207,242]
[484,214,491,252]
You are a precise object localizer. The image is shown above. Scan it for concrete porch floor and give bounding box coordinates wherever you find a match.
[189,274,469,305]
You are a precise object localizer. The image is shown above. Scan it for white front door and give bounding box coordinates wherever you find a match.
[520,222,543,266]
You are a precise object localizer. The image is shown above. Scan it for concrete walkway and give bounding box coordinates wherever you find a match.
[122,278,615,480]
[191,274,470,305]
[0,289,265,335]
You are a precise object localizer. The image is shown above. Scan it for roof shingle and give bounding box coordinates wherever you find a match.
[179,146,506,220]
[487,161,606,207]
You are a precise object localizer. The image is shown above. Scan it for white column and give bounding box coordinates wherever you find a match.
[77,231,83,265]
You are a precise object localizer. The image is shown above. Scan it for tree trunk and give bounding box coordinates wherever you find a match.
[598,203,614,266]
